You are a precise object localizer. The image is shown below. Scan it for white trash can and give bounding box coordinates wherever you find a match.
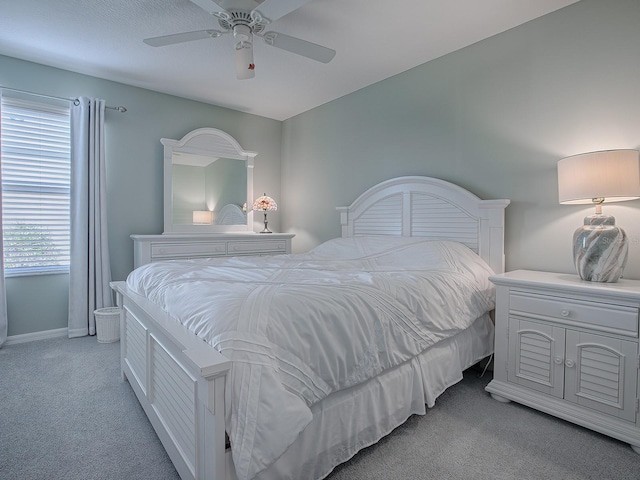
[94,307,121,343]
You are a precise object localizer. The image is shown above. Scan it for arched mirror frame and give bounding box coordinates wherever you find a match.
[162,127,256,234]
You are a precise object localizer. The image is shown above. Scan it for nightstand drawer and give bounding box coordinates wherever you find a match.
[509,291,638,336]
[151,242,226,258]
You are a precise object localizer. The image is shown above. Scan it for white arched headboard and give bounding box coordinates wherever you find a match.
[215,203,247,225]
[337,176,510,274]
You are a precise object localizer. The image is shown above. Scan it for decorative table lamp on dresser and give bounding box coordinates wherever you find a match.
[253,193,277,233]
[557,149,640,283]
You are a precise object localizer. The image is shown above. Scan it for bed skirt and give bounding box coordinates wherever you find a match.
[256,313,494,480]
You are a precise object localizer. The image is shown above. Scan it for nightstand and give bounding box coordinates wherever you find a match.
[485,270,640,454]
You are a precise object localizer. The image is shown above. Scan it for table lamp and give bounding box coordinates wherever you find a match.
[252,194,277,233]
[558,149,640,282]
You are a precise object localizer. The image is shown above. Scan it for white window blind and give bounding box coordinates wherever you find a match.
[1,95,71,276]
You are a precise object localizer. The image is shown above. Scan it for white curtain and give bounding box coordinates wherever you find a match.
[68,97,112,338]
[0,94,8,347]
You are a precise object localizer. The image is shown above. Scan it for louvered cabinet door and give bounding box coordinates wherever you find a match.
[507,318,565,398]
[564,330,638,422]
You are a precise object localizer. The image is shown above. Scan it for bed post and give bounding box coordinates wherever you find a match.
[478,199,510,274]
[337,206,351,238]
[112,287,127,382]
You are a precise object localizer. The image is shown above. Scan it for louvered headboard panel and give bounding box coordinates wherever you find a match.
[337,176,510,274]
[352,193,403,236]
[410,192,479,251]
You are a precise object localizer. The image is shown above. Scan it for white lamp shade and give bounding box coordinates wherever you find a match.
[558,149,640,204]
[192,210,213,224]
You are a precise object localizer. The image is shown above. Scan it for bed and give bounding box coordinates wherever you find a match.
[111,176,510,480]
[215,204,247,225]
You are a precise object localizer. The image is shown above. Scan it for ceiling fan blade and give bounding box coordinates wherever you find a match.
[143,30,223,47]
[189,0,230,17]
[262,32,335,63]
[252,0,313,23]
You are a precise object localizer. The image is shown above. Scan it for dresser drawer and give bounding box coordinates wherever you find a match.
[151,242,226,259]
[509,291,639,337]
[227,240,287,255]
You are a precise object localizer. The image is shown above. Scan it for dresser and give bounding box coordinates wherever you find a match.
[131,233,295,268]
[485,270,640,453]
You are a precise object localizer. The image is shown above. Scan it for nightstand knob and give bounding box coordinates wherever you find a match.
[565,359,575,368]
[560,309,570,317]
[554,356,564,365]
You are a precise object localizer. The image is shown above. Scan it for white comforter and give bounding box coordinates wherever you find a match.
[126,237,496,480]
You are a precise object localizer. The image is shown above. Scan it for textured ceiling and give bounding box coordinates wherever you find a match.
[0,0,580,120]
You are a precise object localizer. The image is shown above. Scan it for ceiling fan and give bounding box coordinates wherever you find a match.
[143,0,336,80]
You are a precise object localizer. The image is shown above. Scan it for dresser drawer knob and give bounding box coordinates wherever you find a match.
[554,356,564,365]
[565,359,575,368]
[560,309,570,317]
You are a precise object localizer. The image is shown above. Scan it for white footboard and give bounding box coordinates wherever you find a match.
[111,281,236,480]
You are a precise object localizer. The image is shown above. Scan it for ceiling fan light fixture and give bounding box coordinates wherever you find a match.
[235,39,255,80]
[233,24,252,43]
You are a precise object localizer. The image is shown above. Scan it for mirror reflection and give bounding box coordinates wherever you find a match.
[172,152,247,226]
[162,127,256,234]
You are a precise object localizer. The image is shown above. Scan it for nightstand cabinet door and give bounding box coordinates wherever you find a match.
[508,318,565,398]
[564,330,638,422]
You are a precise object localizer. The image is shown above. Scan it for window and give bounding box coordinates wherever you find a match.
[0,94,71,276]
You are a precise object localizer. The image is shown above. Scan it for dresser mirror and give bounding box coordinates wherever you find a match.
[162,128,256,233]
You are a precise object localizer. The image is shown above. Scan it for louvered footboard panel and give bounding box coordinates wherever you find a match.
[124,308,148,394]
[150,335,198,477]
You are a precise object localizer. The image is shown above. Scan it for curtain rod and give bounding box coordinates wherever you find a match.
[0,86,127,112]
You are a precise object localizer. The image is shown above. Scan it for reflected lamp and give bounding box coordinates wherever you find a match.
[192,210,213,225]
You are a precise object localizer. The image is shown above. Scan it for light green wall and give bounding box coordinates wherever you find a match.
[0,54,282,336]
[281,0,640,279]
[6,0,640,337]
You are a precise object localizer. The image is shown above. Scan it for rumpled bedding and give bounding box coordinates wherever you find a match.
[126,236,496,480]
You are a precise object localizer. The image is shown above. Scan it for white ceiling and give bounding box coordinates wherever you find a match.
[0,0,580,121]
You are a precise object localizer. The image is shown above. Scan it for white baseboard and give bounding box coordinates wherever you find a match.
[5,327,68,345]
